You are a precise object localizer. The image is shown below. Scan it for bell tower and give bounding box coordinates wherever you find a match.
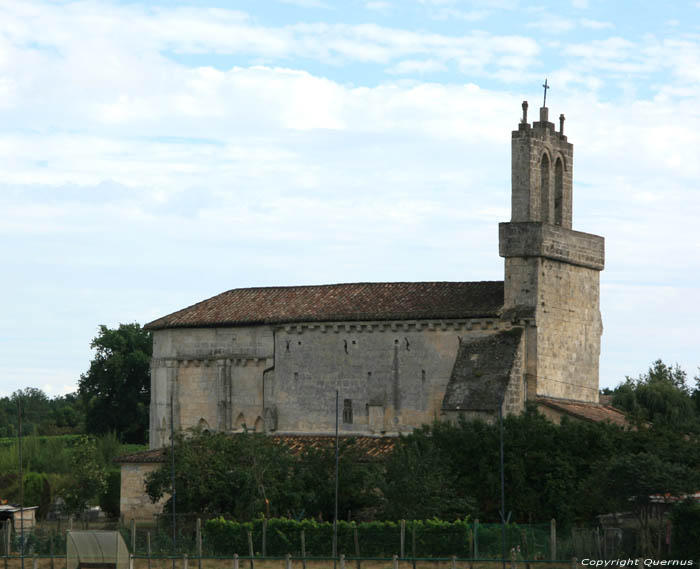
[499,98,605,403]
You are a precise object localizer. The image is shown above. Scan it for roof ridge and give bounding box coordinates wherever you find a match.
[145,280,505,330]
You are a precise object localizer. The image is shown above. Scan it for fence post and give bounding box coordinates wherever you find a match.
[550,519,557,561]
[474,519,479,560]
[32,554,38,569]
[129,554,134,569]
[571,557,577,569]
[392,555,398,569]
[400,520,405,559]
[247,530,254,569]
[451,555,457,569]
[411,524,416,569]
[131,519,136,554]
[4,520,10,556]
[262,519,267,559]
[285,553,292,569]
[233,554,239,569]
[51,532,55,569]
[183,553,188,569]
[301,529,306,569]
[340,554,345,569]
[196,518,202,569]
[353,527,360,569]
[147,531,152,569]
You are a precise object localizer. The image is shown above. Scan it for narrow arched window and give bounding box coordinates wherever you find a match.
[254,416,265,432]
[540,153,551,223]
[554,157,564,225]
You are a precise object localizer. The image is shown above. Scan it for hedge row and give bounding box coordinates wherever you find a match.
[204,518,545,558]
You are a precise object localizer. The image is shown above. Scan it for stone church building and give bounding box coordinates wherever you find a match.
[119,102,627,521]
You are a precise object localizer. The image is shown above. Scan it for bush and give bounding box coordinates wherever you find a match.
[99,469,121,518]
[204,517,474,558]
[670,500,700,558]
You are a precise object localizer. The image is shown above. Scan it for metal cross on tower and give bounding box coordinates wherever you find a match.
[542,78,550,107]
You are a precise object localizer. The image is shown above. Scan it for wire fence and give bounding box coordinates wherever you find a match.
[0,556,583,569]
[0,517,677,562]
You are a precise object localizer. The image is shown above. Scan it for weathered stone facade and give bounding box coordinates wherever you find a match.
[120,102,606,521]
[119,462,167,522]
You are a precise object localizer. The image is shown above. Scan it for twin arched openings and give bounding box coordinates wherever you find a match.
[540,152,564,225]
[234,412,264,432]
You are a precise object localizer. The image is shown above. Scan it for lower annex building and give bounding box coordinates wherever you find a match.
[118,102,628,521]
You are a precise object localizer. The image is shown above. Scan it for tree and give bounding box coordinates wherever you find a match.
[145,430,300,520]
[612,359,698,432]
[294,439,384,521]
[596,452,700,556]
[383,426,474,520]
[61,435,107,514]
[78,323,151,443]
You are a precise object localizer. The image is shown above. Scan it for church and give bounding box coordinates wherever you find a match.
[118,101,627,521]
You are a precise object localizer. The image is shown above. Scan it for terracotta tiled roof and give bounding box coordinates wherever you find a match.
[145,281,504,330]
[116,434,397,464]
[537,397,631,427]
[117,447,167,463]
[275,434,396,460]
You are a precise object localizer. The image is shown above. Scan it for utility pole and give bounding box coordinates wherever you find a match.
[499,401,506,569]
[171,392,176,569]
[17,396,24,569]
[333,390,339,569]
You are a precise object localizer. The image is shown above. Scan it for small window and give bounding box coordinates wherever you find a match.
[343,399,353,424]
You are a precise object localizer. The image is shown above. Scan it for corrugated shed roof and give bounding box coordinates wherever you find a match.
[145,281,504,330]
[537,397,631,427]
[116,434,396,464]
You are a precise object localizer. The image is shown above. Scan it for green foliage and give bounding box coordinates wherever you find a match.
[0,389,84,437]
[100,469,122,517]
[78,323,152,443]
[612,359,699,432]
[61,435,107,513]
[145,430,299,519]
[293,440,384,521]
[204,517,475,557]
[382,427,475,520]
[23,471,52,518]
[670,500,700,558]
[146,429,384,522]
[383,398,700,528]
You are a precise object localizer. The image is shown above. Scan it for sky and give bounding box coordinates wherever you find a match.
[1,0,700,398]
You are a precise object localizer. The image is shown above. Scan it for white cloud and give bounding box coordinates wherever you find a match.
[527,15,575,34]
[364,1,391,11]
[387,59,448,74]
[580,18,613,30]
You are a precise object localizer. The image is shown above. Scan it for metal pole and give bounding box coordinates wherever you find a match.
[171,392,177,569]
[333,390,340,568]
[499,402,506,569]
[17,396,24,569]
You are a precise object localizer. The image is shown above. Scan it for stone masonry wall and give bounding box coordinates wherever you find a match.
[511,115,573,229]
[149,327,274,449]
[120,463,166,522]
[535,258,602,402]
[149,318,512,444]
[272,319,503,435]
